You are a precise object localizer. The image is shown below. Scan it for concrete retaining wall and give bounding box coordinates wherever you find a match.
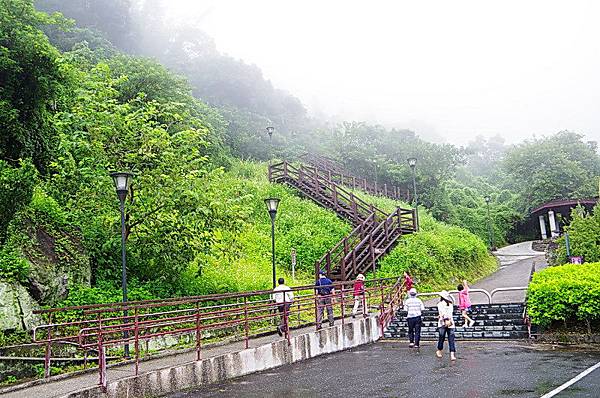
[64,316,381,398]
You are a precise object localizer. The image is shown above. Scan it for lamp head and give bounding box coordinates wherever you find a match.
[110,171,133,202]
[264,197,280,221]
[266,126,274,137]
[407,157,417,168]
[484,195,491,204]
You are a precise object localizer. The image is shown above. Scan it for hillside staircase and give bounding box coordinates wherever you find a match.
[299,153,411,202]
[385,303,529,340]
[269,160,417,281]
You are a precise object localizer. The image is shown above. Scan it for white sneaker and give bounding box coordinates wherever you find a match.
[436,350,443,358]
[409,343,414,348]
[469,320,476,327]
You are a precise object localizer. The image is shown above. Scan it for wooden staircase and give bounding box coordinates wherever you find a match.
[298,153,411,202]
[269,160,417,281]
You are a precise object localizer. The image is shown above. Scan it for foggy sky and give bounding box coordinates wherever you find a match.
[166,1,600,145]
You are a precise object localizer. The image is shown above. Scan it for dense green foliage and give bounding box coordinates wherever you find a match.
[527,263,600,327]
[356,193,497,290]
[554,206,600,265]
[503,131,600,213]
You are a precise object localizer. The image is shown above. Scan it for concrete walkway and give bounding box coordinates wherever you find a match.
[425,241,547,305]
[494,240,543,266]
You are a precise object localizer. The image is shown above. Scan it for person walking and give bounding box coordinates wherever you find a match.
[436,290,457,361]
[402,271,413,293]
[457,279,475,327]
[403,288,425,348]
[272,277,294,336]
[352,274,368,318]
[315,271,335,329]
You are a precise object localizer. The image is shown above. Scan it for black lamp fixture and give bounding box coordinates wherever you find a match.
[109,171,133,358]
[264,197,280,288]
[484,195,495,251]
[406,157,419,229]
[266,126,275,138]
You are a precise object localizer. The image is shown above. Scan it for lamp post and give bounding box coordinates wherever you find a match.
[407,157,418,229]
[266,126,274,165]
[484,195,495,251]
[110,171,133,358]
[264,198,280,288]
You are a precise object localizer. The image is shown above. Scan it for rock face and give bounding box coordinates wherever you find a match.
[19,218,91,306]
[0,282,41,331]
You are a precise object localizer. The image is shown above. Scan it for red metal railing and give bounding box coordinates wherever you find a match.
[32,277,402,391]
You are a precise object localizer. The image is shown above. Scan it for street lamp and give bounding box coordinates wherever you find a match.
[110,171,133,358]
[266,126,274,165]
[484,195,495,251]
[264,197,280,288]
[407,157,419,230]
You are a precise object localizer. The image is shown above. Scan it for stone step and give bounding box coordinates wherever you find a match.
[383,330,529,339]
[388,318,525,327]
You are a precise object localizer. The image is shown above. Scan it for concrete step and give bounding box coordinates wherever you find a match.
[383,330,529,339]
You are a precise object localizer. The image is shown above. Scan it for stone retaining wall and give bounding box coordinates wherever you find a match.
[63,316,381,398]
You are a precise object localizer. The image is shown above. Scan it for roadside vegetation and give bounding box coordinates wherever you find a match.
[527,262,600,333]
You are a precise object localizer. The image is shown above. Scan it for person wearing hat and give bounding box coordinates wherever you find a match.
[403,288,425,348]
[352,274,368,318]
[436,290,457,360]
[315,271,335,329]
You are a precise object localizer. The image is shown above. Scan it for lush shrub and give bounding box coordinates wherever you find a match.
[527,263,600,327]
[375,222,497,291]
[554,205,600,265]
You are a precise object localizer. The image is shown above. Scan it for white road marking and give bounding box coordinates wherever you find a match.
[539,360,600,398]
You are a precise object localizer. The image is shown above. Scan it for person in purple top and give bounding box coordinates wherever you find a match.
[315,271,335,329]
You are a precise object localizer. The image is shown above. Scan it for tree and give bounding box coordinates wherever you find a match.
[0,0,73,173]
[503,131,600,213]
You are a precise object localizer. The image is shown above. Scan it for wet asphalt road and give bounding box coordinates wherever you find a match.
[167,341,600,398]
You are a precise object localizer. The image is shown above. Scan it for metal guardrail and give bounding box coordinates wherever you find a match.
[31,277,402,391]
[416,286,529,304]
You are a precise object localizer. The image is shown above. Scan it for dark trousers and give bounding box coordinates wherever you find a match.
[407,316,422,345]
[437,326,456,352]
[316,296,334,326]
[278,303,291,332]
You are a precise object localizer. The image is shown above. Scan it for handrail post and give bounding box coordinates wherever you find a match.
[384,183,388,196]
[326,252,332,276]
[379,281,385,336]
[195,302,202,361]
[134,307,140,375]
[243,296,249,349]
[44,313,52,379]
[353,176,356,189]
[98,315,106,391]
[283,161,288,176]
[340,287,345,328]
[284,294,290,345]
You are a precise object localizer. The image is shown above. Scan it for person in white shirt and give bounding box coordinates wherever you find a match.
[403,288,425,348]
[272,278,294,337]
[436,290,456,361]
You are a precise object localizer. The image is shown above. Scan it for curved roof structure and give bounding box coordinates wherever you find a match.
[530,197,597,216]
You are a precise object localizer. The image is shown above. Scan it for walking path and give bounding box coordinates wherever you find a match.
[424,241,546,305]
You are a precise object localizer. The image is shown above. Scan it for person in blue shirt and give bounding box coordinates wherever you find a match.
[315,271,335,329]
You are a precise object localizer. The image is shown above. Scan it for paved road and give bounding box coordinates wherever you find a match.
[170,341,600,398]
[424,242,547,306]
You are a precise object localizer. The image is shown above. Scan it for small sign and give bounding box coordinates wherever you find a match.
[569,256,583,264]
[291,249,297,266]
